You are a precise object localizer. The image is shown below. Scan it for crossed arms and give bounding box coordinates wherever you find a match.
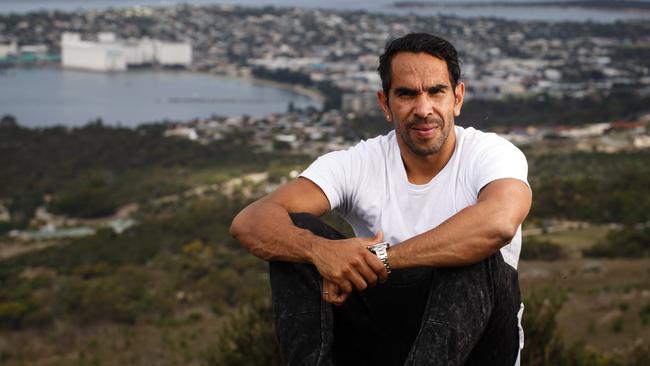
[230,176,531,305]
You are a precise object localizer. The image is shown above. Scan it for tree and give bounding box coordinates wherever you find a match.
[0,114,18,128]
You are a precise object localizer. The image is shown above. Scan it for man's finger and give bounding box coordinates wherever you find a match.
[355,260,379,286]
[333,291,349,306]
[323,279,350,305]
[322,279,337,303]
[346,270,368,291]
[365,251,389,282]
[337,278,354,294]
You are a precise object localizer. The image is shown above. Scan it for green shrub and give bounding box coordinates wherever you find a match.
[521,288,566,365]
[520,236,565,260]
[203,300,281,366]
[49,183,118,218]
[611,316,624,333]
[0,301,30,329]
[0,221,14,236]
[640,303,650,325]
[585,226,650,258]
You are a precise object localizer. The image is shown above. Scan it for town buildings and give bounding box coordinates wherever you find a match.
[2,4,649,98]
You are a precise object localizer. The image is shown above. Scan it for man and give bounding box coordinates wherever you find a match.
[231,33,532,365]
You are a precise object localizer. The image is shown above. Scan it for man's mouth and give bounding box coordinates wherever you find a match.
[410,124,439,138]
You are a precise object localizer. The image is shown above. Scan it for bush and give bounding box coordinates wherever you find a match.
[49,184,118,218]
[611,316,624,333]
[640,303,650,325]
[0,301,30,329]
[520,236,565,260]
[203,300,281,366]
[585,226,650,258]
[521,288,567,365]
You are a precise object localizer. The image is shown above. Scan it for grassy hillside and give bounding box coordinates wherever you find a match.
[1,122,648,365]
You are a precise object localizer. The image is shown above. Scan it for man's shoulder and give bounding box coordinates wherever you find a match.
[456,125,519,152]
[329,131,395,159]
[307,131,395,176]
[355,130,395,150]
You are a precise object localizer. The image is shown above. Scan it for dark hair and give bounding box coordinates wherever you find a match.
[378,33,461,96]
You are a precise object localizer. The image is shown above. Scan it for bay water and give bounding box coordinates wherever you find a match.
[0,68,320,127]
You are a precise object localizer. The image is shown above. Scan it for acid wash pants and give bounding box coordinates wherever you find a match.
[270,213,521,366]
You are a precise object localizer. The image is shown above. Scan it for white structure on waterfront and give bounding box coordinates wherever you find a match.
[0,41,18,58]
[62,32,126,71]
[61,32,192,72]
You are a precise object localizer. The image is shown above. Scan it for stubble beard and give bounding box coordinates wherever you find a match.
[399,116,450,157]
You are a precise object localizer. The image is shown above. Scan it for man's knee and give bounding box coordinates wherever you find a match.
[422,251,519,324]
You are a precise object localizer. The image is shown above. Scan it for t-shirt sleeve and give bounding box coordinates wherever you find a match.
[469,134,530,194]
[299,147,363,214]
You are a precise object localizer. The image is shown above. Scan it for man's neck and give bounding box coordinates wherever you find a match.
[398,129,457,185]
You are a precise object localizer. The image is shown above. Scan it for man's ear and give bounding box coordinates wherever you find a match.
[377,90,392,122]
[453,82,465,117]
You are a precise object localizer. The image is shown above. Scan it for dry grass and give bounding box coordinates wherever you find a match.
[0,307,226,366]
[520,258,650,353]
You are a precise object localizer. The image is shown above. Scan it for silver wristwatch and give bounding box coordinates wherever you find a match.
[368,242,391,274]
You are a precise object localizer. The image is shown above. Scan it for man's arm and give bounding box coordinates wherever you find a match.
[230,177,330,263]
[230,177,387,294]
[389,178,532,268]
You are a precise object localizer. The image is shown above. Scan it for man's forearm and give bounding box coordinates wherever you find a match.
[389,202,515,269]
[389,179,531,269]
[230,200,325,263]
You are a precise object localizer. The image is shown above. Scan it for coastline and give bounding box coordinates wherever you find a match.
[235,74,326,104]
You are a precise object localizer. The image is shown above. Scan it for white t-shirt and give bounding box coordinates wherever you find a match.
[300,125,529,270]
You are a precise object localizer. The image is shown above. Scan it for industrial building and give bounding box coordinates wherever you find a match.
[0,41,18,58]
[61,32,192,72]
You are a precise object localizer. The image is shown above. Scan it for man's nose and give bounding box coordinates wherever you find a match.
[413,94,433,119]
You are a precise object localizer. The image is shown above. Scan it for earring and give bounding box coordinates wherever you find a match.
[386,115,391,121]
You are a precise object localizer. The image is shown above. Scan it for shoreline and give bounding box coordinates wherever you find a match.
[235,74,326,104]
[1,63,327,128]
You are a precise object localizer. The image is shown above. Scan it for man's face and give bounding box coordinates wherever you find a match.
[378,52,464,157]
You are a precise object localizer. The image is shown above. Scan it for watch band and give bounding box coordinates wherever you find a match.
[368,242,391,274]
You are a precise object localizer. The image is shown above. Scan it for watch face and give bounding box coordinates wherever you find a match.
[369,242,385,253]
[368,242,390,259]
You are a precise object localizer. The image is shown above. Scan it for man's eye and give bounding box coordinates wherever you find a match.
[397,91,417,98]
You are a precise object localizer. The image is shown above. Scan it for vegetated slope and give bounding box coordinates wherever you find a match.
[0,121,307,222]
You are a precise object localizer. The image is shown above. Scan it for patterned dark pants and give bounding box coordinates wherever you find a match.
[270,213,521,366]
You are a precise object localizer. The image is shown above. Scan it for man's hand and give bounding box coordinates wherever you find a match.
[322,278,348,305]
[311,231,388,294]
